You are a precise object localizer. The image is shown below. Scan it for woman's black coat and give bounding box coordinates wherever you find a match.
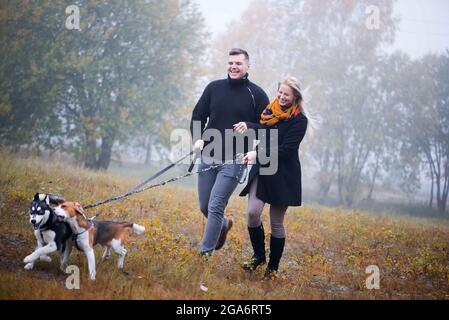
[239,113,308,206]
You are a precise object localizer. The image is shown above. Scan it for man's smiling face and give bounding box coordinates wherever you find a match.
[227,54,250,79]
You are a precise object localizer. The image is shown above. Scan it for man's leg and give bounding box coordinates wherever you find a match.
[197,162,217,218]
[200,164,241,254]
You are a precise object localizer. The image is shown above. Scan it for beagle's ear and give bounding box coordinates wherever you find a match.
[74,202,85,216]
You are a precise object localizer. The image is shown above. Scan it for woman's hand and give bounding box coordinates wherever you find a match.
[242,150,257,165]
[193,139,204,153]
[233,122,248,134]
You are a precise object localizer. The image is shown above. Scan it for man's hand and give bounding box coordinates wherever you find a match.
[233,122,248,134]
[242,150,257,165]
[193,139,204,153]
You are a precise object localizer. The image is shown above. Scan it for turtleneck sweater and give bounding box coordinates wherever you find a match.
[190,73,269,161]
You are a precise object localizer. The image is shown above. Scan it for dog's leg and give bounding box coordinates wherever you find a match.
[25,239,44,270]
[102,246,111,261]
[24,262,35,270]
[111,239,127,269]
[60,240,72,272]
[40,255,52,262]
[85,248,96,280]
[24,242,57,264]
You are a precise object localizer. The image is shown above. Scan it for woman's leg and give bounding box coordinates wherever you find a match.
[266,205,288,276]
[247,176,265,227]
[269,205,288,239]
[244,177,267,270]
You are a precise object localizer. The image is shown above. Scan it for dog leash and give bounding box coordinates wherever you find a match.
[84,153,248,220]
[84,151,195,211]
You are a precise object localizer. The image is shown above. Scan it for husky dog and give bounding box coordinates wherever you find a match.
[24,193,73,272]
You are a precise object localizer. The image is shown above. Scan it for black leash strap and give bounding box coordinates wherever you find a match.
[129,150,194,193]
[88,161,229,220]
[84,151,194,210]
[188,152,199,172]
[83,152,247,220]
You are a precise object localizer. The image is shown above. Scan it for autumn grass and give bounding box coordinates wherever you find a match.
[0,151,448,300]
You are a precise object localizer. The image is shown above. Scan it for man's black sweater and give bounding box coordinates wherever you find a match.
[190,74,269,161]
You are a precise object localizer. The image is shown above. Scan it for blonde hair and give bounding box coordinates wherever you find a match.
[278,76,307,118]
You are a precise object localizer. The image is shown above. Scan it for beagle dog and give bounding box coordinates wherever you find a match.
[54,201,145,280]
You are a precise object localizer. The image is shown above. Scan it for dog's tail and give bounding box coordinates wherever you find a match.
[131,223,145,235]
[122,222,145,234]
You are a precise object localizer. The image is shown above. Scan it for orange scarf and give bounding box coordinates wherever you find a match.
[260,98,298,126]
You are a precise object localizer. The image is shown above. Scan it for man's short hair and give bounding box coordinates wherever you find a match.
[229,48,249,62]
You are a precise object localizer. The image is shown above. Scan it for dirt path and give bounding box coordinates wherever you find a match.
[0,233,68,283]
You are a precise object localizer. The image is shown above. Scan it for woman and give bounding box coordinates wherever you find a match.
[234,76,308,279]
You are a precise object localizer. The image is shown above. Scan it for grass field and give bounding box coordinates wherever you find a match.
[0,152,448,299]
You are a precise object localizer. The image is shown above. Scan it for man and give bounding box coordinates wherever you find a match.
[190,48,269,256]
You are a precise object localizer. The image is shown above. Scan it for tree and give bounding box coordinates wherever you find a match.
[384,52,449,213]
[0,0,207,169]
[0,1,65,152]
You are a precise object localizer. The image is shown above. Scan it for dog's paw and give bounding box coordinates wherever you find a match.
[89,272,96,281]
[40,255,52,262]
[24,254,36,264]
[24,263,34,270]
[101,255,110,262]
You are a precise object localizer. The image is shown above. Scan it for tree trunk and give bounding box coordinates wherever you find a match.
[318,149,338,203]
[429,163,434,209]
[437,197,447,213]
[318,180,332,204]
[84,134,98,169]
[367,156,380,201]
[145,135,153,164]
[97,134,115,170]
[439,160,449,214]
[337,157,344,205]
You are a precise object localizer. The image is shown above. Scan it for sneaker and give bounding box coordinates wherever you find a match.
[200,250,212,261]
[215,217,233,250]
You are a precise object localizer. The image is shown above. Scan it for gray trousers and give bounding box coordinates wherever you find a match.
[247,176,288,238]
[198,160,244,253]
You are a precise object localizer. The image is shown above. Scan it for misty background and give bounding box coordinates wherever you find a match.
[1,0,448,217]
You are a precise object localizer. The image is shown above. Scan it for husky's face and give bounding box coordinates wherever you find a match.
[29,193,52,230]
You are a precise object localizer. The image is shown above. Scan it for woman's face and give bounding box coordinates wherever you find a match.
[277,84,295,108]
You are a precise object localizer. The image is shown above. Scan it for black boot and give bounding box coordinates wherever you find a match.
[264,236,285,279]
[243,224,266,270]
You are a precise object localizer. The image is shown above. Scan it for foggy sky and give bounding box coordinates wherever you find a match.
[196,0,449,59]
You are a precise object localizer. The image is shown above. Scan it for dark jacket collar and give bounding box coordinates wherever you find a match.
[227,73,249,86]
